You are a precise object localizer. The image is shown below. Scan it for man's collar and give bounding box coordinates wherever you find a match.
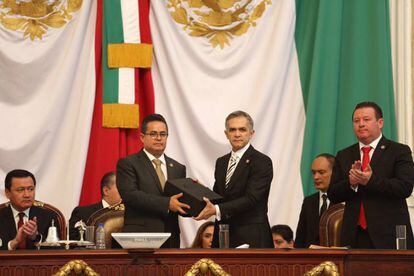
[359,133,383,150]
[143,148,166,164]
[10,204,30,218]
[101,199,110,208]
[231,143,250,159]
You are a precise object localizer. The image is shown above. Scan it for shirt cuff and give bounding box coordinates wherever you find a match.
[8,240,14,251]
[215,205,221,221]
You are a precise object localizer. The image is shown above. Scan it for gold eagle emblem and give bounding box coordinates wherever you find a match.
[167,0,271,49]
[0,0,83,41]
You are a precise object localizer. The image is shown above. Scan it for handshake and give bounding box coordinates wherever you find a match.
[164,178,222,220]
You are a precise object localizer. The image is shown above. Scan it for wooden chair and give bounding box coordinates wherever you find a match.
[0,200,66,239]
[87,203,125,248]
[319,203,345,247]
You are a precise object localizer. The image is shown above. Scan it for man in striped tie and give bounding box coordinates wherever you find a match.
[195,111,274,248]
[328,102,414,249]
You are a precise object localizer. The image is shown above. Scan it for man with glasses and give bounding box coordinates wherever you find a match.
[0,169,59,250]
[117,114,189,248]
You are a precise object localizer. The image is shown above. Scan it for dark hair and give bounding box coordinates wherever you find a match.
[352,101,383,120]
[271,224,293,242]
[315,153,335,169]
[225,110,254,130]
[100,171,116,197]
[191,221,215,248]
[5,169,36,190]
[141,114,168,134]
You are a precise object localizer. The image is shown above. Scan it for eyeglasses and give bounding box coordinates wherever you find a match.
[143,131,168,139]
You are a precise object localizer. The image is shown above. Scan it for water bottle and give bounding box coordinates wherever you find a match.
[95,223,106,249]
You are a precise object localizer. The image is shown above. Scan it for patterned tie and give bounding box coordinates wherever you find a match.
[358,146,372,229]
[225,153,238,189]
[17,212,26,249]
[153,159,166,190]
[320,194,328,216]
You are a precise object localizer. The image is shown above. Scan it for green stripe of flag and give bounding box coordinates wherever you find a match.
[103,0,124,104]
[295,0,397,196]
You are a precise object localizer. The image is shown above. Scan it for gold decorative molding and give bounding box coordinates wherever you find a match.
[185,258,230,276]
[53,260,98,276]
[303,261,339,276]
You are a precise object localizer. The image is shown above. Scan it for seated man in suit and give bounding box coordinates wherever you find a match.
[295,153,335,248]
[68,171,121,240]
[0,169,59,250]
[272,224,294,249]
[195,111,274,248]
[117,114,189,248]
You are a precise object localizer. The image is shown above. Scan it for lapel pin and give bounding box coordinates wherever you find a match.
[381,145,385,150]
[246,159,250,164]
[169,163,174,167]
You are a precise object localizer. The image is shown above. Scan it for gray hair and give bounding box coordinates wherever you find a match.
[225,110,254,130]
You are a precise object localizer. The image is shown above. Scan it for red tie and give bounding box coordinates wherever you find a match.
[17,212,26,249]
[358,146,371,229]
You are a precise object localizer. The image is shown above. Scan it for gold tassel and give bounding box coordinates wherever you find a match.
[103,104,139,129]
[108,43,152,68]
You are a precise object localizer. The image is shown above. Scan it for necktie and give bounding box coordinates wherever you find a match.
[225,154,238,189]
[320,194,328,216]
[358,146,371,229]
[17,212,26,249]
[153,159,166,190]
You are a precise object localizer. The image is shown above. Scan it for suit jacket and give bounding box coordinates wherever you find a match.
[68,202,103,240]
[116,149,186,248]
[328,136,414,249]
[212,145,273,248]
[295,192,328,248]
[0,205,59,250]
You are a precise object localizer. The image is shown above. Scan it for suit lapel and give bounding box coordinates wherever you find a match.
[226,146,253,191]
[369,136,388,169]
[165,155,177,179]
[138,150,164,193]
[5,206,17,238]
[217,154,231,195]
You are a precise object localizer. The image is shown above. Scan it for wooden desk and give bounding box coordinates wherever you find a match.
[0,249,413,275]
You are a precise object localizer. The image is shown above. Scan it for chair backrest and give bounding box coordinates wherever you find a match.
[0,200,66,239]
[87,203,125,248]
[319,203,345,247]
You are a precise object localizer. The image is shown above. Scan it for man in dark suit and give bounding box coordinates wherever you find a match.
[0,169,59,250]
[195,111,273,248]
[328,101,414,249]
[68,171,121,240]
[117,114,189,248]
[295,153,335,248]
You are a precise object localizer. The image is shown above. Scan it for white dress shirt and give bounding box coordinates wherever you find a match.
[351,133,382,192]
[143,148,168,179]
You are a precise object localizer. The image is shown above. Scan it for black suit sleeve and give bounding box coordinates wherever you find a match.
[68,207,82,240]
[328,150,358,204]
[294,200,307,248]
[365,144,414,198]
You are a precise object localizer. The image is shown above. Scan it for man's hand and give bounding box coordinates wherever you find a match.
[194,197,216,221]
[10,217,38,250]
[349,161,361,187]
[169,193,190,215]
[349,161,372,186]
[22,217,38,240]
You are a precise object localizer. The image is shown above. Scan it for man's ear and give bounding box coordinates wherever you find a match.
[5,189,11,200]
